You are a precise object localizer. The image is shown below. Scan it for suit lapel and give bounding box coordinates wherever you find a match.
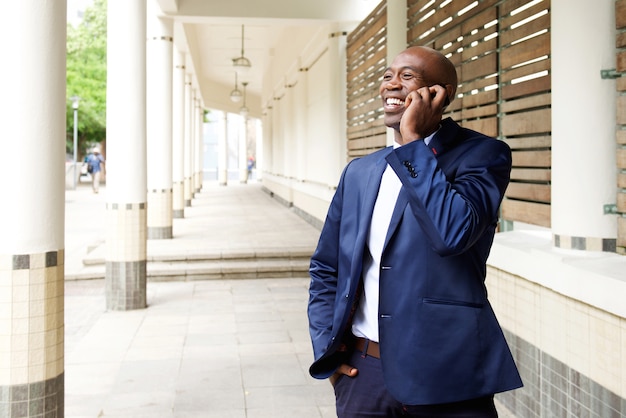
[349,149,390,275]
[383,188,408,252]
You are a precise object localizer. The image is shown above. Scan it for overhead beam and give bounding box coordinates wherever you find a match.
[155,0,179,14]
[167,0,377,21]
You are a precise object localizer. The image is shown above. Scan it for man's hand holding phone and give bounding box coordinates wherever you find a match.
[399,84,449,144]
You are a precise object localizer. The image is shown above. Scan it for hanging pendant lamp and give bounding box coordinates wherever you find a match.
[232,25,252,72]
[230,72,243,102]
[239,82,249,116]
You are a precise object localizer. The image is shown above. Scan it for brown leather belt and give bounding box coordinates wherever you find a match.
[354,337,380,358]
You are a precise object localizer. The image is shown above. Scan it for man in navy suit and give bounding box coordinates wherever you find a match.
[307,46,522,417]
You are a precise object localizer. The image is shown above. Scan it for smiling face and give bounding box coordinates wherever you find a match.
[379,46,457,131]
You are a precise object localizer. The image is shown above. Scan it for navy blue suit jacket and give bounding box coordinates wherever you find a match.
[308,118,522,405]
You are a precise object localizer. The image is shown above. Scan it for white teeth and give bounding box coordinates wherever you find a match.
[386,98,404,106]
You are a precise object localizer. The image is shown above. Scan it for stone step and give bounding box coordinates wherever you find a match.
[66,244,313,281]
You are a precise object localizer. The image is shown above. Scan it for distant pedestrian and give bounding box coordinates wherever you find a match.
[86,147,105,193]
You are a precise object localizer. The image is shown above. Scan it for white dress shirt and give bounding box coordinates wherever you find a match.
[352,133,436,342]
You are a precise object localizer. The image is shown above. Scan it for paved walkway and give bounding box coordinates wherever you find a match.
[64,182,335,417]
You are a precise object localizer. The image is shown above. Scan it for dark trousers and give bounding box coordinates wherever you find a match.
[333,350,498,418]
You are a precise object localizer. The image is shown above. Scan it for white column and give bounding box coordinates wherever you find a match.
[218,112,229,185]
[172,48,185,218]
[146,0,173,239]
[191,90,197,195]
[328,27,349,181]
[239,116,249,183]
[0,2,66,414]
[551,0,617,251]
[196,100,204,191]
[105,0,147,310]
[255,118,263,181]
[183,73,193,205]
[293,64,307,182]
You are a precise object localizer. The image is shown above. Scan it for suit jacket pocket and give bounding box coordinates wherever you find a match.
[422,297,484,309]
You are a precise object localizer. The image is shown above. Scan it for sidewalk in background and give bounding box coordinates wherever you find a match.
[63,182,335,417]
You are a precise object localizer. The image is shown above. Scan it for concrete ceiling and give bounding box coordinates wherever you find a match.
[155,0,380,113]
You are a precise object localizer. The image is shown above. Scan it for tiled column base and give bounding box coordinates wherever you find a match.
[0,251,65,417]
[147,188,173,239]
[0,373,64,417]
[105,203,147,310]
[553,234,617,252]
[195,172,202,193]
[173,181,184,218]
[105,261,147,310]
[184,177,192,207]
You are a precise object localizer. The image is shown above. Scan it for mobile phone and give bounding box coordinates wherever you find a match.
[431,84,450,107]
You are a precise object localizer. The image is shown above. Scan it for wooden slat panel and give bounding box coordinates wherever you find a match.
[500,13,550,46]
[505,183,551,202]
[461,53,498,81]
[348,134,387,151]
[462,118,498,138]
[348,98,382,120]
[512,150,551,167]
[618,218,626,250]
[510,168,551,182]
[617,51,626,74]
[347,1,387,159]
[461,104,497,119]
[347,39,386,80]
[618,192,626,212]
[500,0,550,29]
[503,136,551,149]
[501,109,551,136]
[460,6,498,44]
[347,2,386,50]
[616,0,626,29]
[501,92,551,113]
[619,173,626,189]
[347,123,386,138]
[500,58,550,84]
[618,96,626,124]
[347,118,385,135]
[433,26,463,52]
[501,199,551,227]
[617,31,626,49]
[617,130,626,145]
[618,149,626,169]
[500,32,551,70]
[501,74,551,101]
[461,90,498,108]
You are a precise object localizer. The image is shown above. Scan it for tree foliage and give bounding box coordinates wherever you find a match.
[66,0,107,159]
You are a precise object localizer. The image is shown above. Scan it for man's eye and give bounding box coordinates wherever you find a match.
[402,73,414,79]
[382,74,392,81]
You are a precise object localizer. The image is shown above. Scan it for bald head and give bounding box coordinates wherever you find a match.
[395,46,458,103]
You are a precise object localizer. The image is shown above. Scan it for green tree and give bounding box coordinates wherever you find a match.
[66,0,107,159]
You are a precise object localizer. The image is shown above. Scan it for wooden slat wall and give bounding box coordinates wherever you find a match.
[499,0,552,227]
[616,0,626,254]
[346,2,388,159]
[407,0,552,227]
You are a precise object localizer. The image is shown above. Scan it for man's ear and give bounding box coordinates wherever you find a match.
[444,84,455,107]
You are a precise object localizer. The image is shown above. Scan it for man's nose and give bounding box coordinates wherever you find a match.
[382,77,401,90]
